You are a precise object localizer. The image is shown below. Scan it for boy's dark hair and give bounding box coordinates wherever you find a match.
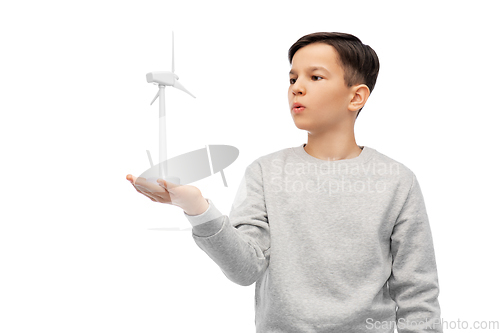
[288,32,380,119]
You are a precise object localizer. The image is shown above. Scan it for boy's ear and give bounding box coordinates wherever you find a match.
[348,84,370,112]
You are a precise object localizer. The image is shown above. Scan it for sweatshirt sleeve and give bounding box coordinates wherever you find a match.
[388,173,444,333]
[183,159,270,286]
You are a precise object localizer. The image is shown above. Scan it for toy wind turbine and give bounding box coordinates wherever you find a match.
[145,31,195,185]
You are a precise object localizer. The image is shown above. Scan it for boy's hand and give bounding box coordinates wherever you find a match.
[126,174,209,215]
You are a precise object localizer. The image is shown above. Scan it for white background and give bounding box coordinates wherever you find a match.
[1,1,499,332]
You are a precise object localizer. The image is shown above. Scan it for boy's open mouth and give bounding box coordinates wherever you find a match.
[292,102,306,113]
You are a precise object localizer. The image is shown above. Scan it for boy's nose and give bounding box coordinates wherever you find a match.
[291,80,305,95]
[292,85,305,95]
[292,87,304,95]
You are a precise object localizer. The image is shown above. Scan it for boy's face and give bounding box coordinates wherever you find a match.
[288,42,359,133]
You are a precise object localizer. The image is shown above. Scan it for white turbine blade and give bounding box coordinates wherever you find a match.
[146,150,154,167]
[150,89,160,105]
[173,80,196,98]
[172,31,175,73]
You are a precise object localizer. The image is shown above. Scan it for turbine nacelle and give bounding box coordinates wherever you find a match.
[146,71,179,86]
[147,31,195,101]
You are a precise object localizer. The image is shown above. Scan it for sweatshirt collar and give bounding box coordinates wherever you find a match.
[293,143,375,166]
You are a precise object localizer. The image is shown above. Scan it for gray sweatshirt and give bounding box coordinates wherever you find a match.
[184,144,443,333]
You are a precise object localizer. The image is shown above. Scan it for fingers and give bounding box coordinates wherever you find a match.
[143,191,158,202]
[133,183,159,202]
[132,177,163,193]
[157,179,180,191]
[135,176,148,187]
[157,179,167,189]
[126,174,137,184]
[127,174,172,204]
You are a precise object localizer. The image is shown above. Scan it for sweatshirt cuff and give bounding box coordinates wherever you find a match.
[183,198,223,227]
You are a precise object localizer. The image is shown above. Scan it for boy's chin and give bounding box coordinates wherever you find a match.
[292,118,313,129]
[293,123,312,131]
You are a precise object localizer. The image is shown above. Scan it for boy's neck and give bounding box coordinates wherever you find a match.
[304,132,362,161]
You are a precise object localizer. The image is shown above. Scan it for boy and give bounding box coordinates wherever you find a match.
[127,32,443,333]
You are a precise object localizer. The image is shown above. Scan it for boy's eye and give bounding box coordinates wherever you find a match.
[289,76,323,84]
